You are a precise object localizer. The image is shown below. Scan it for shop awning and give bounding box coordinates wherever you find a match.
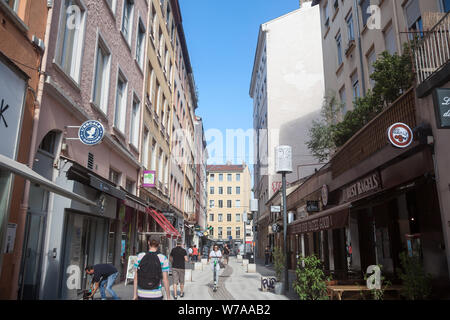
[146,208,181,239]
[287,203,351,235]
[0,154,98,207]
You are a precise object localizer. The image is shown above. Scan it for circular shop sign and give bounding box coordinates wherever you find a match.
[387,123,413,148]
[78,120,105,146]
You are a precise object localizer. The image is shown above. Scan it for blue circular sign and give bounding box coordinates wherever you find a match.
[78,120,105,145]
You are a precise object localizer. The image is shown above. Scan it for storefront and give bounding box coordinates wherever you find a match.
[287,145,448,285]
[56,161,125,300]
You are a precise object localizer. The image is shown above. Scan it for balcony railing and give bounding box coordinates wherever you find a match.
[410,12,450,85]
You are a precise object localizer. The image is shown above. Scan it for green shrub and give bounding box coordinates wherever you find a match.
[398,252,432,300]
[273,247,285,282]
[293,255,330,300]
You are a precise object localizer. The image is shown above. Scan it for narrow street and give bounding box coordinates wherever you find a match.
[104,257,290,300]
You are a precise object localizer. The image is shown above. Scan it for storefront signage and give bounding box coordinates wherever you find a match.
[343,172,381,202]
[0,58,27,159]
[143,170,156,187]
[321,185,329,207]
[78,120,105,145]
[433,88,450,128]
[272,223,281,233]
[306,201,320,212]
[387,123,413,148]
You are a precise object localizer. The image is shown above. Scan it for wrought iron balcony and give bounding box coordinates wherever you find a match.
[410,13,450,85]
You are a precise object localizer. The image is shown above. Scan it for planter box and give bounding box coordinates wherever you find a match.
[274,282,284,295]
[242,259,249,266]
[201,258,208,265]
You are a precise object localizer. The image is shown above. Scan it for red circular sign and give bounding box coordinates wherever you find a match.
[388,123,413,148]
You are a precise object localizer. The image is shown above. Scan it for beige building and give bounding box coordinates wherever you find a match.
[312,0,446,114]
[206,164,252,249]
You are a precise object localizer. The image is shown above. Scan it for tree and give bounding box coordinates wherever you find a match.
[306,93,344,162]
[307,44,415,155]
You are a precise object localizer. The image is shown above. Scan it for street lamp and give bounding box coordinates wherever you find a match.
[275,145,292,294]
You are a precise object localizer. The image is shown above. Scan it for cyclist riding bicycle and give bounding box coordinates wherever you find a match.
[208,244,222,292]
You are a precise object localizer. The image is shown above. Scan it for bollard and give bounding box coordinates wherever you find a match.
[194,262,203,271]
[185,269,192,282]
[201,258,208,265]
[247,263,256,273]
[242,259,249,266]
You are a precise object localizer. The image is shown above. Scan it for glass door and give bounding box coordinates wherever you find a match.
[18,212,46,300]
[61,212,108,300]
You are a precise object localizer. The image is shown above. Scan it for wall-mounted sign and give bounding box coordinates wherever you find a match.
[387,123,413,148]
[343,172,381,202]
[78,120,105,145]
[271,223,281,233]
[306,201,320,213]
[270,205,281,213]
[433,88,450,129]
[321,185,329,207]
[143,170,156,187]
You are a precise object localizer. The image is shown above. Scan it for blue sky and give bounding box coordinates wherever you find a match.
[179,0,300,165]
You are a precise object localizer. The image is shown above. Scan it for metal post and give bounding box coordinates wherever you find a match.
[243,211,246,259]
[282,172,288,294]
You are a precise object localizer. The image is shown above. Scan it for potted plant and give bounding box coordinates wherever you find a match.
[398,251,432,300]
[273,247,285,294]
[293,254,330,300]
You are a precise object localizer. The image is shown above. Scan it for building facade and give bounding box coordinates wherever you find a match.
[250,1,325,259]
[0,0,205,300]
[0,0,48,299]
[270,0,450,296]
[206,164,252,253]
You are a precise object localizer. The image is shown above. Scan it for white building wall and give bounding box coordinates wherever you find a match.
[255,3,325,201]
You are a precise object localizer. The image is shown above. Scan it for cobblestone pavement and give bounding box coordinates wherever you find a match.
[99,256,292,300]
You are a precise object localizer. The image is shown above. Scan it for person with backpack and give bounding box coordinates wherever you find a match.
[169,240,188,299]
[85,264,120,300]
[133,236,171,300]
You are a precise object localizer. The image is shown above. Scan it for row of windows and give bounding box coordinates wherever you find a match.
[209,200,241,208]
[209,213,242,222]
[209,186,240,195]
[209,227,242,239]
[209,173,241,182]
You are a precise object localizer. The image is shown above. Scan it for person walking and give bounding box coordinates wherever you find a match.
[192,245,199,262]
[264,246,271,266]
[85,264,120,300]
[170,240,188,299]
[188,246,193,262]
[133,236,171,300]
[208,244,223,289]
[223,244,230,265]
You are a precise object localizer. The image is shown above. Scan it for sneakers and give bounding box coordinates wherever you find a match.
[174,295,178,300]
[180,292,184,298]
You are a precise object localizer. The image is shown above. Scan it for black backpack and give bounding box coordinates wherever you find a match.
[137,252,162,290]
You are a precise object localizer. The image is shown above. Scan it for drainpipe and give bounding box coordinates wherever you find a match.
[354,0,367,96]
[392,0,403,55]
[11,2,53,300]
